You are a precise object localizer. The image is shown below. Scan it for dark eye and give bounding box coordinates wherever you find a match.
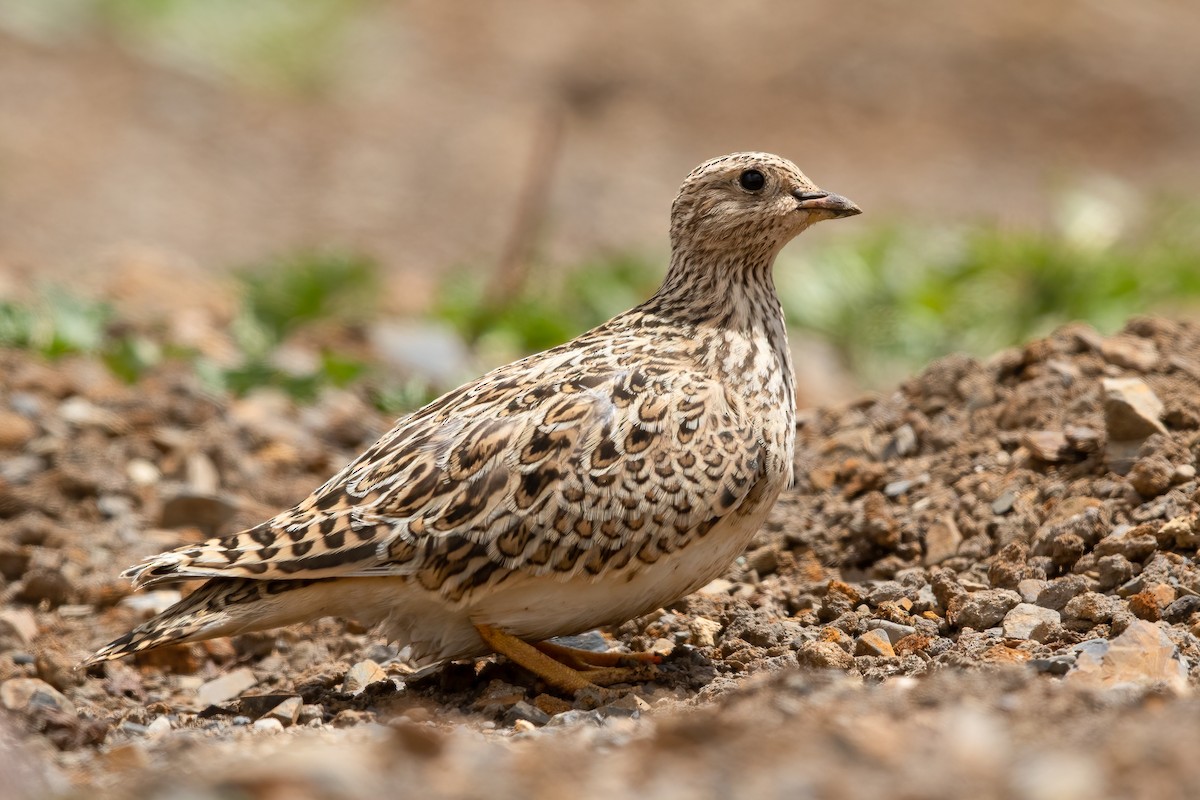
[738,169,766,192]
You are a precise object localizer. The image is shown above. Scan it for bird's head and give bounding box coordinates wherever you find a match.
[669,152,860,259]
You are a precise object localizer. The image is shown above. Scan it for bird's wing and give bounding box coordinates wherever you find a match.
[124,356,766,602]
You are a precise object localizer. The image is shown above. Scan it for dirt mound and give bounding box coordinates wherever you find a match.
[2,316,1200,797]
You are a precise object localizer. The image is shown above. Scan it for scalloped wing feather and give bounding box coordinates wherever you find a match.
[123,355,765,604]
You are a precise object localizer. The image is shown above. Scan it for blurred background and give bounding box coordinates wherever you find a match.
[2,0,1200,406]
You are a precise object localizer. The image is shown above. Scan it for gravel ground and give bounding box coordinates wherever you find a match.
[3,315,1200,798]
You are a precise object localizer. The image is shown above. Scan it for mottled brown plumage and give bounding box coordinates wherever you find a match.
[85,153,860,684]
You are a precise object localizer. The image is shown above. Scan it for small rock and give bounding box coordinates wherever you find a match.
[952,589,1021,630]
[15,567,72,606]
[1067,619,1187,692]
[196,667,258,707]
[546,709,604,728]
[795,640,854,671]
[854,629,895,657]
[1174,464,1197,483]
[58,397,126,432]
[342,660,388,694]
[298,704,325,725]
[1100,335,1160,372]
[126,459,160,487]
[1062,591,1118,624]
[698,578,735,595]
[1162,595,1200,624]
[599,693,651,718]
[119,590,184,619]
[1102,377,1166,441]
[472,680,527,712]
[0,411,37,450]
[746,545,779,576]
[923,516,963,566]
[1016,579,1048,604]
[1128,455,1175,498]
[1064,425,1101,454]
[890,424,918,457]
[1002,603,1061,641]
[865,620,917,644]
[0,677,75,715]
[239,693,299,720]
[689,617,722,648]
[0,608,38,648]
[252,717,284,734]
[504,700,551,727]
[159,491,238,535]
[991,491,1016,515]
[1036,576,1089,610]
[1159,514,1200,549]
[1128,591,1163,621]
[1022,431,1070,462]
[1097,554,1135,589]
[265,696,302,727]
[533,694,573,717]
[1094,528,1159,561]
[145,715,172,738]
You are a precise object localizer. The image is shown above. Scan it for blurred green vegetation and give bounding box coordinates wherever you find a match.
[3,193,1199,410]
[0,0,362,91]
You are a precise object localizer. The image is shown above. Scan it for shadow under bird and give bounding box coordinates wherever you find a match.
[85,152,861,694]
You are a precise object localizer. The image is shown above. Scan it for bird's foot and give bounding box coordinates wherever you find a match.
[534,639,664,670]
[474,624,662,697]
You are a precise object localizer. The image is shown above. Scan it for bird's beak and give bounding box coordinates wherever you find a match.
[792,190,862,218]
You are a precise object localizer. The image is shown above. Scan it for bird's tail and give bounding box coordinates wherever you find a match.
[82,577,329,666]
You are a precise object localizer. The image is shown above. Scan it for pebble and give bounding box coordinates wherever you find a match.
[1022,431,1070,462]
[991,491,1016,515]
[689,617,723,647]
[0,411,37,450]
[298,704,326,726]
[1016,579,1048,604]
[119,590,184,618]
[866,620,917,644]
[1101,377,1166,441]
[952,589,1021,630]
[923,516,963,566]
[1100,335,1160,372]
[795,640,855,671]
[546,709,604,728]
[503,701,552,727]
[600,693,651,719]
[196,667,258,707]
[126,458,160,486]
[145,715,173,738]
[1062,592,1119,624]
[1002,603,1061,641]
[855,629,895,657]
[252,717,284,734]
[159,491,238,535]
[0,608,39,648]
[0,677,75,715]
[342,660,388,694]
[1067,619,1188,692]
[1036,576,1089,611]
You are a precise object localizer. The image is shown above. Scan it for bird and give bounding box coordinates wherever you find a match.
[84,152,860,694]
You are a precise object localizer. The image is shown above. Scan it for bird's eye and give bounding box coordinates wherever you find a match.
[738,169,766,192]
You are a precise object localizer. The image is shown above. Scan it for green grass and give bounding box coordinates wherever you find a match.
[776,194,1200,386]
[3,195,1199,411]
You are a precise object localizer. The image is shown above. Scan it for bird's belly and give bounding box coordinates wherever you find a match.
[470,498,777,645]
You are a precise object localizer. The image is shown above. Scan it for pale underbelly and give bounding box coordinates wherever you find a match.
[377,495,779,664]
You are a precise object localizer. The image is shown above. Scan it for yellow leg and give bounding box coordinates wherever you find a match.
[474,623,599,695]
[534,640,664,670]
